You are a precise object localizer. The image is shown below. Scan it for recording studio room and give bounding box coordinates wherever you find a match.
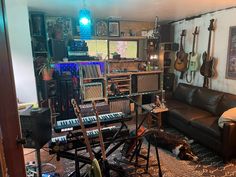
[1,0,236,177]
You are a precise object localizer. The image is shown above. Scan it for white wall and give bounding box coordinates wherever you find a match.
[5,0,38,103]
[172,8,236,94]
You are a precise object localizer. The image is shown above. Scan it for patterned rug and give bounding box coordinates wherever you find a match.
[59,128,236,177]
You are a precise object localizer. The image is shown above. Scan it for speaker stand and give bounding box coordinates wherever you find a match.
[35,145,42,177]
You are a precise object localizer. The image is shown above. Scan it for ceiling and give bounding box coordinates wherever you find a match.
[27,0,236,22]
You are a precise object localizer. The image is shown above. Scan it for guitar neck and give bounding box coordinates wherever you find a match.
[180,36,184,51]
[206,31,212,60]
[192,35,196,55]
[72,99,94,160]
[92,101,107,161]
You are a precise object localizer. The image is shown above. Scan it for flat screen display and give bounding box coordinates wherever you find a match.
[85,40,108,59]
[109,40,138,58]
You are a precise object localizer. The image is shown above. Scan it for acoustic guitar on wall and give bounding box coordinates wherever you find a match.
[174,30,188,79]
[200,19,215,88]
[186,26,201,83]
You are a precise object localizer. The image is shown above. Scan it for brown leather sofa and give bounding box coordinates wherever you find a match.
[166,83,236,160]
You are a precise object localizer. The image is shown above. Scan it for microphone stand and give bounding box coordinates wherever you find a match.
[110,84,162,177]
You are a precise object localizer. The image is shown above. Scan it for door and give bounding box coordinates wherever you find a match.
[0,0,26,176]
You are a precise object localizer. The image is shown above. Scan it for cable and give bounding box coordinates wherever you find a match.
[24,150,36,156]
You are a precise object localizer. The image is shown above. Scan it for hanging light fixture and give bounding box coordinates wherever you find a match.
[79,0,92,39]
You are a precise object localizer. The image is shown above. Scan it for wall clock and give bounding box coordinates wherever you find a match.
[96,20,108,36]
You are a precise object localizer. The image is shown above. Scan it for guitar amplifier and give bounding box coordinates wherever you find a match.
[83,82,103,101]
[132,73,160,93]
[109,99,130,115]
[79,102,110,117]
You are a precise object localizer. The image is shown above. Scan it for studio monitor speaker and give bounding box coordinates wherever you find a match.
[48,39,67,61]
[163,73,175,91]
[19,108,51,149]
[42,80,57,99]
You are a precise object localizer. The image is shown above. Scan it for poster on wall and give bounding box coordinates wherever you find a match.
[45,16,73,40]
[226,26,236,79]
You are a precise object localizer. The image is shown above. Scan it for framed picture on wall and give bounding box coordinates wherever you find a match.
[108,21,120,37]
[226,26,236,79]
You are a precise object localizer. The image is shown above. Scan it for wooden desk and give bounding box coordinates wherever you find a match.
[142,103,168,129]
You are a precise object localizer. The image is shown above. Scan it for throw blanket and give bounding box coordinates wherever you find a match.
[218,107,236,128]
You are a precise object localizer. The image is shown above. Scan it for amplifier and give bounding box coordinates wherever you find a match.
[132,73,160,93]
[83,82,103,101]
[79,102,110,117]
[109,99,130,115]
[19,108,51,149]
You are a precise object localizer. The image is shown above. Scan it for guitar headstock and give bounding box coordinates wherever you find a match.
[193,26,199,36]
[71,99,81,116]
[92,100,97,111]
[208,19,215,31]
[181,29,186,37]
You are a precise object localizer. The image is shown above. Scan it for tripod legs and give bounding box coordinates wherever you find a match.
[153,134,162,177]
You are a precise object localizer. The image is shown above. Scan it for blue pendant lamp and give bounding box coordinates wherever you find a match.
[79,7,92,39]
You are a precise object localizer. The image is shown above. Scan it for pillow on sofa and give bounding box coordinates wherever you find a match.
[218,107,236,128]
[192,88,223,115]
[173,83,198,105]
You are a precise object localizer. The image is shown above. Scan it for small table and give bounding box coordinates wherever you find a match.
[142,103,168,129]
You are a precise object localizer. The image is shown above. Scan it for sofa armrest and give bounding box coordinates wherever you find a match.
[222,122,236,159]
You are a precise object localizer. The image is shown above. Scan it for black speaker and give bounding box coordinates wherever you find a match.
[19,108,51,149]
[42,80,57,99]
[159,24,174,42]
[58,76,75,120]
[48,39,67,61]
[164,73,175,91]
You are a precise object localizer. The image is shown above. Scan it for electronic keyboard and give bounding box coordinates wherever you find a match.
[54,112,130,133]
[49,126,129,154]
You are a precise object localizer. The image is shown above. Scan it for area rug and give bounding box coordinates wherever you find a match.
[59,128,236,177]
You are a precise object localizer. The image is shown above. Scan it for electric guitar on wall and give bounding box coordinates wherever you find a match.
[186,26,201,83]
[200,19,215,88]
[174,30,188,79]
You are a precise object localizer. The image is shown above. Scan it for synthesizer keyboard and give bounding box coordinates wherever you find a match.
[54,112,130,133]
[49,126,129,153]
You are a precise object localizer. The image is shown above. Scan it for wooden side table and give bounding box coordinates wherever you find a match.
[142,103,168,129]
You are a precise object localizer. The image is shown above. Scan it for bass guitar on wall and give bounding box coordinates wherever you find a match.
[174,30,188,79]
[186,26,201,83]
[200,19,215,88]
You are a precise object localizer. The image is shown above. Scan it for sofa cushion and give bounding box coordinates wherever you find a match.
[192,88,223,115]
[217,93,236,116]
[166,99,189,110]
[190,116,221,138]
[173,83,198,105]
[169,106,212,124]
